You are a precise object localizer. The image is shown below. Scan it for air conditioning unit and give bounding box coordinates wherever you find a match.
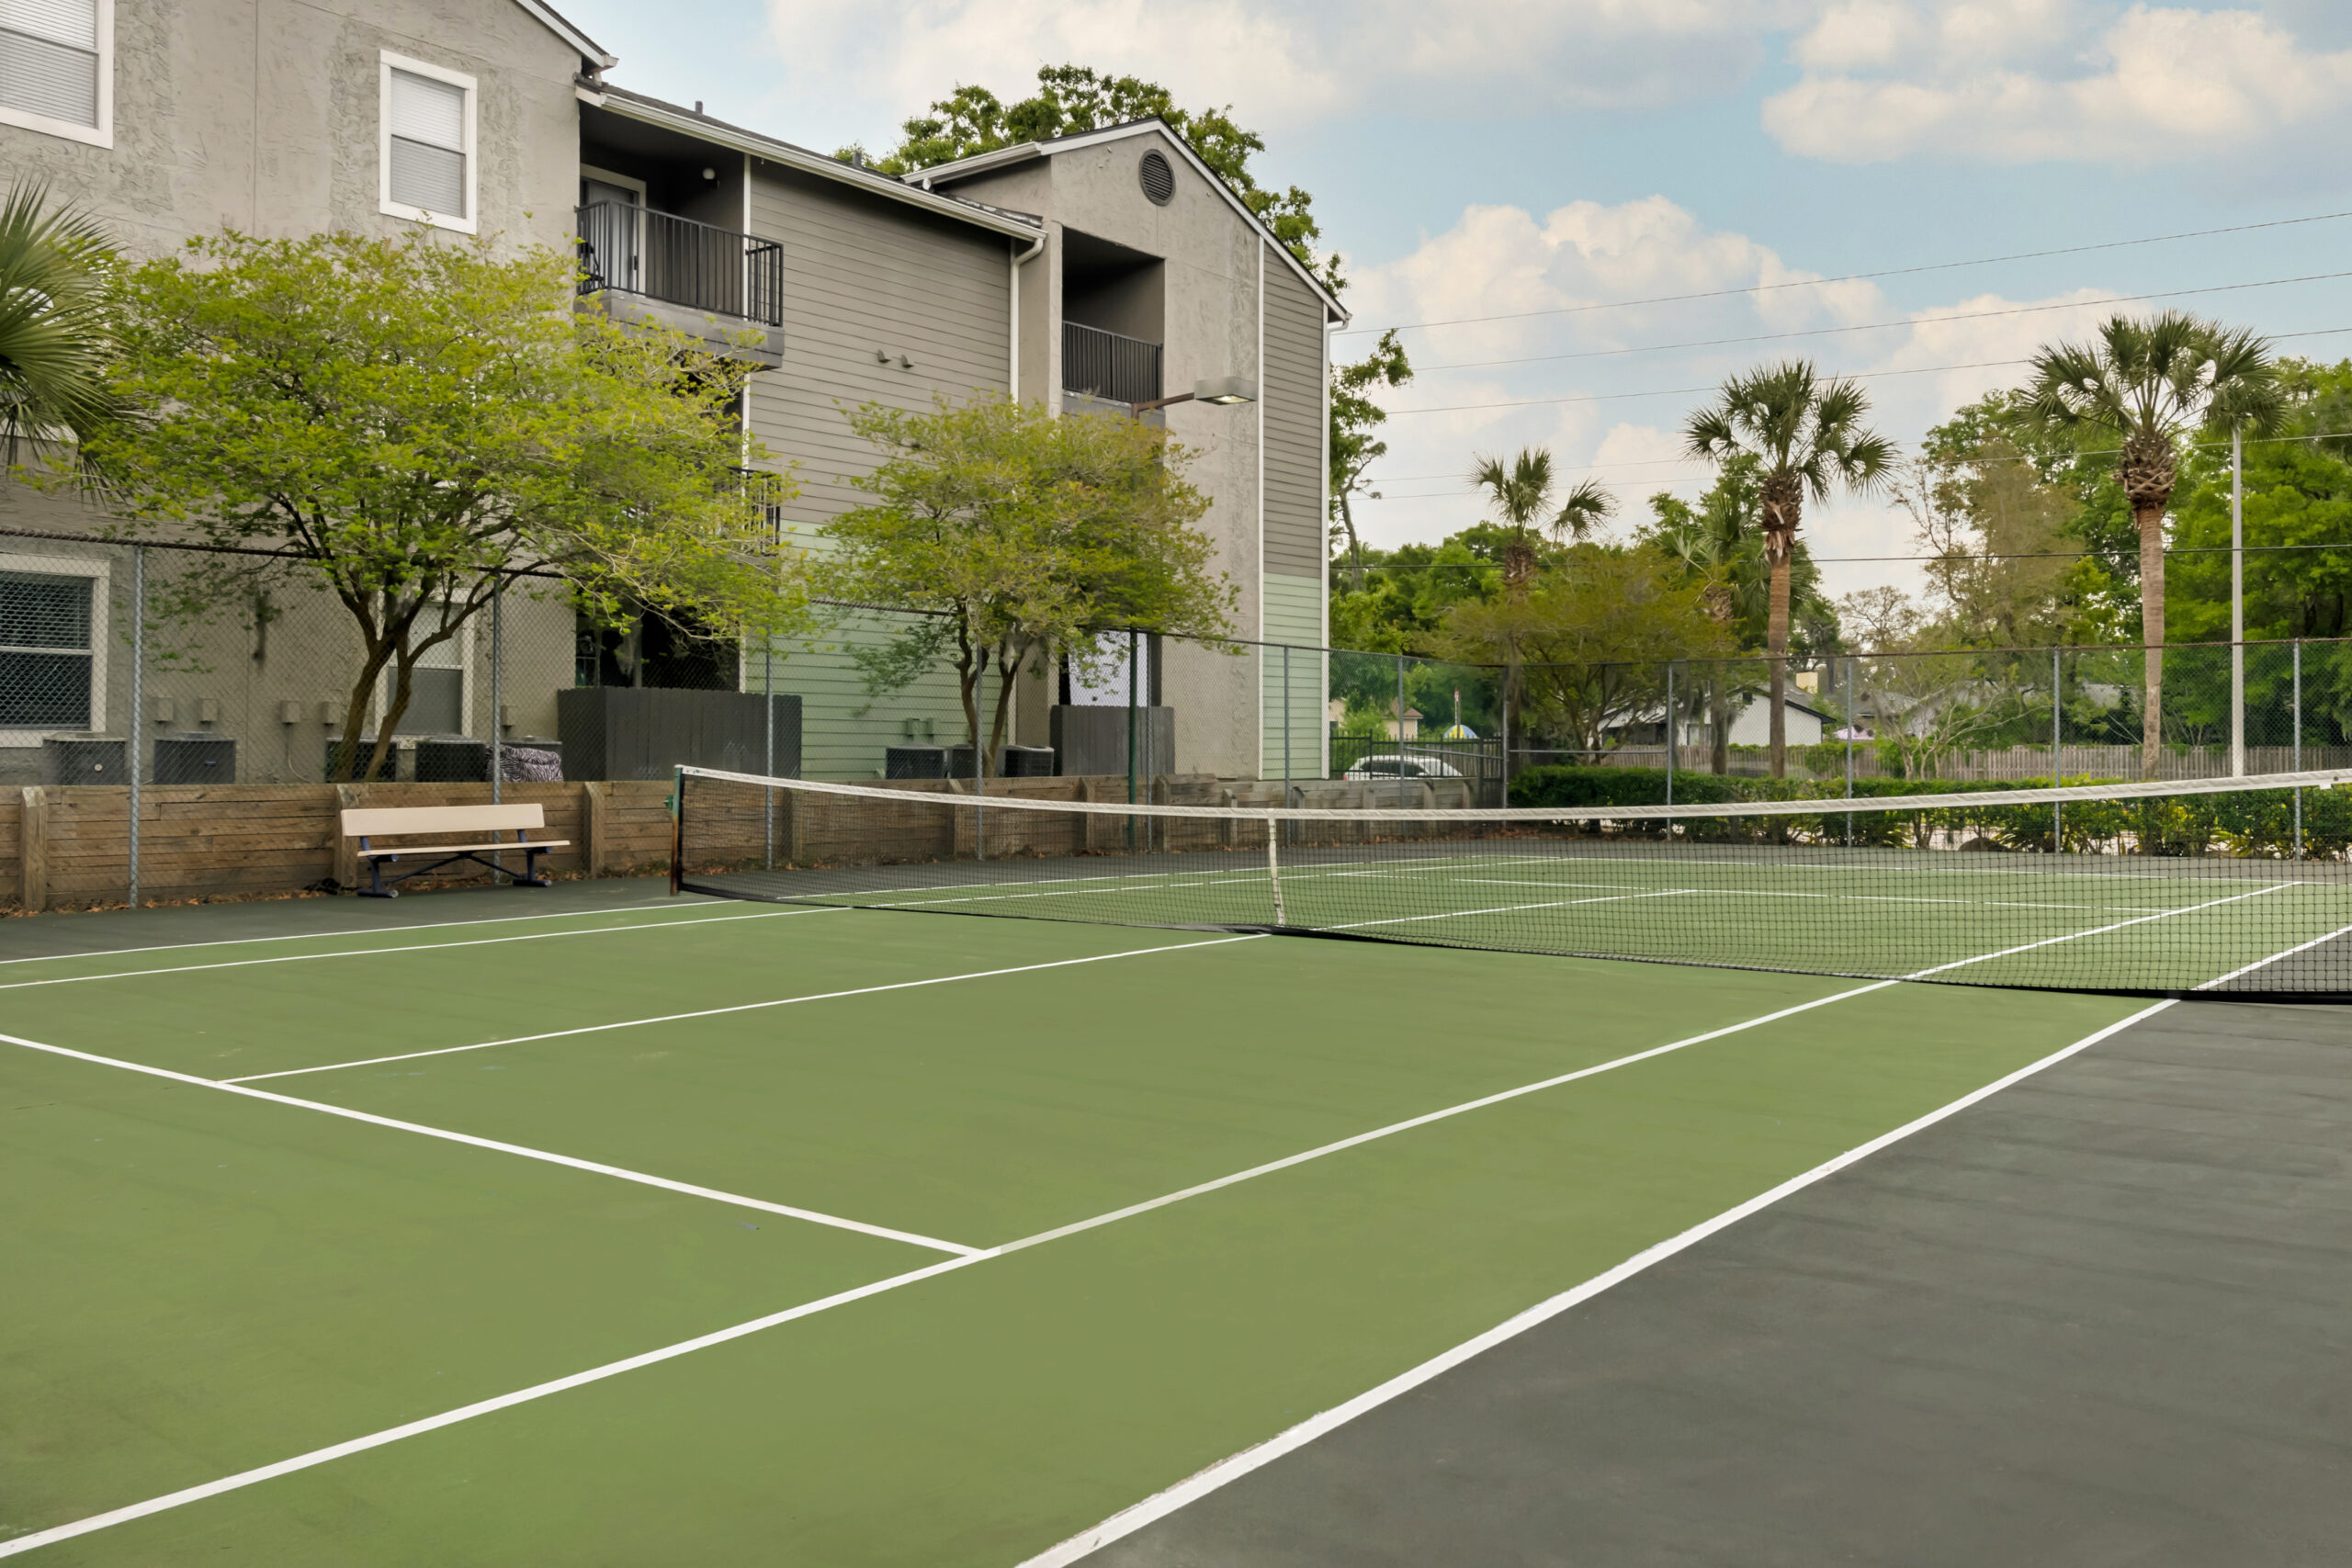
[885,745,948,780]
[154,733,236,784]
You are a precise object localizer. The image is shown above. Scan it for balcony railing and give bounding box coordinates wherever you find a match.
[1063,321,1162,406]
[575,203,785,328]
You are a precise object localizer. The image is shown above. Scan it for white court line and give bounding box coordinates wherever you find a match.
[1328,889,1693,932]
[1,896,2317,1559]
[2195,919,2352,989]
[0,897,719,968]
[1905,882,2291,979]
[0,1251,994,1563]
[223,934,1263,1083]
[0,967,1910,1561]
[1014,998,2179,1568]
[1455,878,2170,914]
[0,906,844,993]
[0,1030,984,1257]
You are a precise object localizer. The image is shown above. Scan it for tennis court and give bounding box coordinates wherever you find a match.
[1,781,2344,1561]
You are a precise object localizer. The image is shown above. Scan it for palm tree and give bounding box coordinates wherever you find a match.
[2020,311,2279,773]
[0,182,115,468]
[1684,362,1894,777]
[1468,446,1614,767]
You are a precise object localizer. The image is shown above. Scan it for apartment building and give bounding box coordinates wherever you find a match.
[0,0,1340,786]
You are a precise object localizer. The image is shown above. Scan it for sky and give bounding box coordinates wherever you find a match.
[557,0,2352,604]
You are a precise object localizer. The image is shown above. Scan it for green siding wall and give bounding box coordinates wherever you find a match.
[1260,571,1325,781]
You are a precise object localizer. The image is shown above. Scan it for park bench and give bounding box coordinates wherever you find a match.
[339,804,568,897]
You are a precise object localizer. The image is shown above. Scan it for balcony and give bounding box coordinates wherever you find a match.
[1063,321,1162,407]
[576,203,786,365]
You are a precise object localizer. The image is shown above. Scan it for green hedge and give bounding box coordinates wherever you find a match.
[1503,766,2349,857]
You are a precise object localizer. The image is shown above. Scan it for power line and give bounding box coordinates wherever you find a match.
[1408,270,2352,375]
[1336,540,2352,576]
[1334,208,2352,339]
[1374,324,2352,419]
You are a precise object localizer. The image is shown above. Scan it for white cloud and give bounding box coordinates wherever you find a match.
[1766,4,2352,164]
[1342,195,2132,593]
[760,0,1780,144]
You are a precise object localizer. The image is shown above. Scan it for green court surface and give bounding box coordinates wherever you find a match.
[1,892,2158,1563]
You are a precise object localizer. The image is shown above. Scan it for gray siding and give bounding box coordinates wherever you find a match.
[742,163,1012,779]
[745,164,1012,527]
[1262,243,1326,578]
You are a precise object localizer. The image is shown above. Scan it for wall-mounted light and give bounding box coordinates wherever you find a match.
[701,166,717,181]
[1133,375,1258,414]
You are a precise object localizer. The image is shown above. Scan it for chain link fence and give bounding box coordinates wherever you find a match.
[3,525,2346,908]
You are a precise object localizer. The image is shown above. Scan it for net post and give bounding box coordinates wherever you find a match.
[128,544,143,908]
[668,764,684,896]
[1265,812,1284,928]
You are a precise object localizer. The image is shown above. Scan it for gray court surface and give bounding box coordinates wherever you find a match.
[1090,1000,2352,1568]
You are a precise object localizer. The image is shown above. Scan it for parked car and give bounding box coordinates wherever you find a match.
[1342,754,1465,781]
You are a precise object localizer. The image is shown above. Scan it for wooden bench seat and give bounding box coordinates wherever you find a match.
[340,805,567,897]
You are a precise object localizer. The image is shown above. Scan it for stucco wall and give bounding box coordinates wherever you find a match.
[0,0,584,258]
[944,131,1276,779]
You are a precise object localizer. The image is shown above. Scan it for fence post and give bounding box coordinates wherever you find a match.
[2293,638,2303,860]
[1844,654,1855,846]
[2231,421,2245,778]
[1396,652,1407,811]
[763,631,775,870]
[488,584,503,884]
[1125,627,1137,850]
[1663,661,1674,811]
[128,544,143,908]
[2052,645,2063,852]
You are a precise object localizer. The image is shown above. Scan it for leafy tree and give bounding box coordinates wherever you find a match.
[1684,360,1894,776]
[2019,310,2281,771]
[1329,328,1411,589]
[823,393,1236,775]
[0,182,114,467]
[80,228,797,783]
[855,64,1338,290]
[1466,446,1613,762]
[1442,544,1734,755]
[1644,451,1838,773]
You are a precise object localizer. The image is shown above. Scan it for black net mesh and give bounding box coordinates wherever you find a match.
[674,766,2352,998]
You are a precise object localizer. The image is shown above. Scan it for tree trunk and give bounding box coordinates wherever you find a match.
[1765,549,1792,778]
[2137,501,2165,778]
[1340,490,1363,592]
[1709,672,1729,774]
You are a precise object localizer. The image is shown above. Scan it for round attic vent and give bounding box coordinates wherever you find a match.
[1138,151,1174,206]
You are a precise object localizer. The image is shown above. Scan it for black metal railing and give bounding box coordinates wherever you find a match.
[575,203,785,328]
[1063,321,1162,406]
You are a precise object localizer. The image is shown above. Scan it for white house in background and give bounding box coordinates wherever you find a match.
[1724,695,1832,749]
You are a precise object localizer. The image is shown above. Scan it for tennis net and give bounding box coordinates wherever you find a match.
[673,766,2352,998]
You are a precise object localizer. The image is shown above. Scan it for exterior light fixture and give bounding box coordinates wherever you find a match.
[1132,375,1258,414]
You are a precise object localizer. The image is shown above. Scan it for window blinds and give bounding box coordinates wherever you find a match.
[388,68,466,217]
[0,0,99,128]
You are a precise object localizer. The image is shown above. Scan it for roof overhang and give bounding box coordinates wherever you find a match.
[913,119,1349,324]
[588,89,1046,243]
[510,0,614,69]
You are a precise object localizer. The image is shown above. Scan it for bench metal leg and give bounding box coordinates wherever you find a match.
[357,843,397,897]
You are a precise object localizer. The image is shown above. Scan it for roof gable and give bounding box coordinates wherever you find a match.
[509,0,613,69]
[910,118,1348,323]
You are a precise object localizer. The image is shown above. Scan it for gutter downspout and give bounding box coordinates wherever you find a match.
[1009,230,1045,403]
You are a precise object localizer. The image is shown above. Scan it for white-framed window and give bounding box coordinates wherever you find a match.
[0,0,112,147]
[0,555,108,744]
[379,51,475,233]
